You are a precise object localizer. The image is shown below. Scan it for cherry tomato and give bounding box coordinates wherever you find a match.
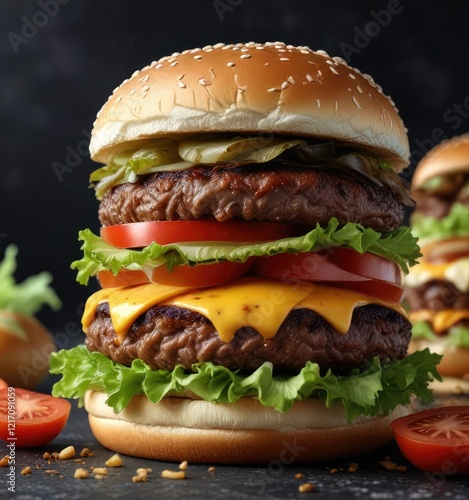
[392,406,469,474]
[98,259,254,288]
[101,220,298,248]
[253,248,403,302]
[0,379,7,390]
[0,388,71,447]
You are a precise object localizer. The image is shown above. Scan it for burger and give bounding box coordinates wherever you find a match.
[404,133,469,393]
[50,42,440,464]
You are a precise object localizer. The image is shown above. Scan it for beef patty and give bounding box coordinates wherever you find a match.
[404,280,469,312]
[98,165,404,233]
[85,303,411,375]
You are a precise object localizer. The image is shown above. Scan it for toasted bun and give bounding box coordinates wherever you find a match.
[90,42,409,171]
[84,390,408,464]
[412,133,469,189]
[0,311,55,389]
[409,338,469,379]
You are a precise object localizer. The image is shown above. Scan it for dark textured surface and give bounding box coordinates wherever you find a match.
[3,390,469,499]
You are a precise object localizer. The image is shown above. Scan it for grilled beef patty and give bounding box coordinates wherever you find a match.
[98,165,404,233]
[85,303,411,375]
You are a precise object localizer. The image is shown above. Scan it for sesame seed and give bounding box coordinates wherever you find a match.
[154,64,163,70]
[194,55,203,60]
[203,45,213,51]
[227,62,235,67]
[131,70,140,78]
[213,42,225,49]
[116,95,123,102]
[198,78,211,86]
[306,74,314,82]
[279,57,289,61]
[171,62,178,67]
[142,85,150,92]
[241,47,249,52]
[329,66,339,75]
[357,85,363,93]
[281,81,289,90]
[352,96,362,109]
[245,41,255,47]
[300,49,310,54]
[268,88,279,93]
[150,61,158,67]
[130,89,136,95]
[142,75,150,82]
[240,54,251,59]
[171,52,180,57]
[326,60,333,65]
[349,73,356,79]
[255,46,265,50]
[177,81,186,88]
[316,99,320,108]
[287,76,296,84]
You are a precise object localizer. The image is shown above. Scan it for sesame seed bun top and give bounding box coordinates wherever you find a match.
[90,41,409,171]
[412,133,469,190]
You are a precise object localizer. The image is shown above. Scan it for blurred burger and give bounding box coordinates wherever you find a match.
[50,42,440,464]
[404,133,469,392]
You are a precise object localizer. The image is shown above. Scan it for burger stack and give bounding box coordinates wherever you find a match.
[50,42,440,464]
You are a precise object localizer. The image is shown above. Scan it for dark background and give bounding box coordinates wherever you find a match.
[1,0,469,341]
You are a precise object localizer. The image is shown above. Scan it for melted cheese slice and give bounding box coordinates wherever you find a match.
[82,277,407,344]
[405,258,469,293]
[410,309,469,335]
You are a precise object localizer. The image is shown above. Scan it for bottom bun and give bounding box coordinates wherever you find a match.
[409,339,469,379]
[84,390,408,464]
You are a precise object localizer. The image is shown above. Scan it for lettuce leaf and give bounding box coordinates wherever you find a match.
[412,203,469,241]
[49,345,441,421]
[71,218,421,285]
[0,245,61,316]
[412,320,469,348]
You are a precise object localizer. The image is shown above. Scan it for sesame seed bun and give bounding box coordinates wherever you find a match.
[90,42,409,171]
[412,133,469,190]
[84,390,408,464]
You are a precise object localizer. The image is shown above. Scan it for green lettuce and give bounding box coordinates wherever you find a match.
[71,218,420,285]
[412,203,469,240]
[0,245,61,316]
[412,320,469,348]
[50,344,441,421]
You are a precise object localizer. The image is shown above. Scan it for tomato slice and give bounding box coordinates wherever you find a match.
[98,220,297,288]
[392,406,469,474]
[101,220,298,248]
[0,388,71,447]
[253,248,403,302]
[0,379,7,390]
[98,259,254,288]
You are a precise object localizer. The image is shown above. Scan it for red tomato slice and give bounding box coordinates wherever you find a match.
[98,259,254,288]
[0,388,71,448]
[99,220,296,288]
[253,248,403,302]
[101,220,298,248]
[392,406,469,474]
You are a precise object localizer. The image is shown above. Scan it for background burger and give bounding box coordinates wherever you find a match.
[50,42,440,464]
[404,133,469,393]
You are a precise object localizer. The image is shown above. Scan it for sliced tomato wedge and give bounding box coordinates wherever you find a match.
[101,220,298,248]
[99,220,298,288]
[0,388,71,447]
[253,248,403,302]
[392,406,469,474]
[98,259,254,288]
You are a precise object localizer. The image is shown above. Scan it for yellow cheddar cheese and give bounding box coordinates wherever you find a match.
[82,277,407,344]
